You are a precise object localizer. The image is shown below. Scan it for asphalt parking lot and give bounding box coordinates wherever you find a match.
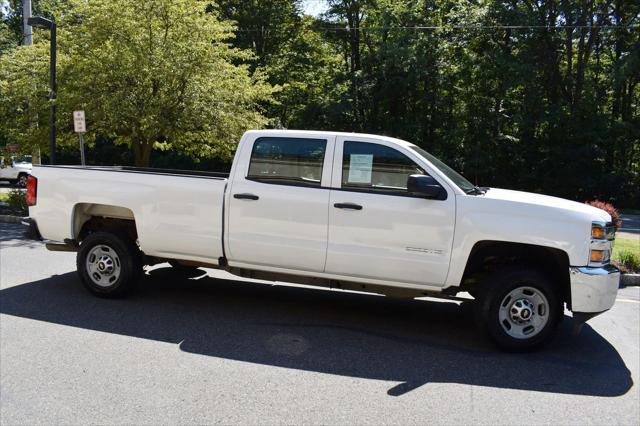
[1,222,639,425]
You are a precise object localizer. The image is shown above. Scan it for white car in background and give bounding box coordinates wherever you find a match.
[0,155,33,187]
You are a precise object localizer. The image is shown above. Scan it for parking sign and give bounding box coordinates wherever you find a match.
[74,111,86,133]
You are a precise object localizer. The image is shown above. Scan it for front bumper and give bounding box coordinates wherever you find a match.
[570,265,620,313]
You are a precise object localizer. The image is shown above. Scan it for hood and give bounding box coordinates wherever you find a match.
[481,188,611,223]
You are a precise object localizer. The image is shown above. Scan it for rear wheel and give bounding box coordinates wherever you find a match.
[77,232,142,298]
[476,267,562,351]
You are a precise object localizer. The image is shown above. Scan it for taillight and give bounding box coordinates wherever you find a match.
[26,175,37,206]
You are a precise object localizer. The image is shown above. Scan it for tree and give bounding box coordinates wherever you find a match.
[67,0,274,166]
[217,0,350,130]
[216,0,302,68]
[0,0,273,166]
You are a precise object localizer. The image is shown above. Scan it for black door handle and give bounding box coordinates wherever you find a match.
[234,193,259,200]
[334,202,363,210]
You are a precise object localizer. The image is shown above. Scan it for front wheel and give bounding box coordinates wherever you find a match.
[77,232,142,298]
[476,267,562,351]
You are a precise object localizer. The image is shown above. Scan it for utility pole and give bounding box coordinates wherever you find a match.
[23,0,42,164]
[28,16,56,165]
[22,0,32,46]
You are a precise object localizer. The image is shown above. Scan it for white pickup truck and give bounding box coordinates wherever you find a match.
[24,130,620,350]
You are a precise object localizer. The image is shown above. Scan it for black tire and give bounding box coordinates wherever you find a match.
[475,267,562,351]
[77,232,142,298]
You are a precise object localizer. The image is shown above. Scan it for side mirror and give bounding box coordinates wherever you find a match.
[407,174,446,200]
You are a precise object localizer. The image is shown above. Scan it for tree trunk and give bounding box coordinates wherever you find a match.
[133,141,153,167]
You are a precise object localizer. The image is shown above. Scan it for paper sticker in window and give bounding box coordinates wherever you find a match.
[348,154,373,184]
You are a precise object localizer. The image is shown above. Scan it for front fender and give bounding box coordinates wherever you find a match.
[446,193,593,286]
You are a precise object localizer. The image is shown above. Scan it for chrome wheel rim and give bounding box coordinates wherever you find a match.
[498,286,549,339]
[86,245,121,287]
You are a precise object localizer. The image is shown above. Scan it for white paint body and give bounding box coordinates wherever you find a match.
[29,130,618,313]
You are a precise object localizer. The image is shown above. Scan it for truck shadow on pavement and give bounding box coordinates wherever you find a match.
[0,267,633,397]
[0,223,42,249]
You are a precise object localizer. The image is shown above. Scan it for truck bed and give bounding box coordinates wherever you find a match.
[29,165,228,264]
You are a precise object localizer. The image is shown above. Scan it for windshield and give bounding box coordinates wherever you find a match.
[409,145,476,193]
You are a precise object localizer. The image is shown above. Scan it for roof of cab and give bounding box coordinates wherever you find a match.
[242,129,415,149]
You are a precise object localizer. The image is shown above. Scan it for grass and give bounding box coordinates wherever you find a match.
[613,237,640,259]
[612,236,640,273]
[0,193,8,202]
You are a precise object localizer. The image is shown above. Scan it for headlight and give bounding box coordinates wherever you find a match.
[591,224,606,240]
[590,249,610,263]
[589,221,615,266]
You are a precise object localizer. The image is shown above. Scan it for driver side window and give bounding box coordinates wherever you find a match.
[341,141,425,195]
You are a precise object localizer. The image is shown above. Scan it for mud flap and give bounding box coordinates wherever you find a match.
[572,311,605,336]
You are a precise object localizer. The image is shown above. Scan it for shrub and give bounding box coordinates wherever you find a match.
[616,251,640,274]
[585,200,622,228]
[6,189,27,213]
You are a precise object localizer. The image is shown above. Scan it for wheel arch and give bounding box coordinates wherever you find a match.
[461,240,571,308]
[72,203,138,244]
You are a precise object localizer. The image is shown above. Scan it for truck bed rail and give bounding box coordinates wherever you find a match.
[33,164,230,179]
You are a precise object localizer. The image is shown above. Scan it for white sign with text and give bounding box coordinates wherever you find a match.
[348,154,374,184]
[73,110,86,133]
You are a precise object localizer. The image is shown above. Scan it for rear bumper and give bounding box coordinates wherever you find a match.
[570,265,620,313]
[21,217,42,240]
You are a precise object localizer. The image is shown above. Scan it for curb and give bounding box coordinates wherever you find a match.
[621,273,640,287]
[0,215,23,224]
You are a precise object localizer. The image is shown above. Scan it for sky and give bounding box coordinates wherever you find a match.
[301,0,328,17]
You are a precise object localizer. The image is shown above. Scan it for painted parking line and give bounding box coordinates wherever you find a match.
[616,298,640,304]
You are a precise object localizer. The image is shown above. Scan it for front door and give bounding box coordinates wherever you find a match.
[325,137,456,286]
[226,135,334,272]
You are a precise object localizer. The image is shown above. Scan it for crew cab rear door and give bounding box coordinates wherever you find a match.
[226,134,334,272]
[325,136,456,286]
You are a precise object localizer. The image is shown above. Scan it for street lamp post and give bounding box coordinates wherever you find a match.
[27,16,56,165]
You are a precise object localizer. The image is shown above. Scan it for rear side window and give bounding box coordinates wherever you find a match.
[247,137,327,187]
[342,141,425,194]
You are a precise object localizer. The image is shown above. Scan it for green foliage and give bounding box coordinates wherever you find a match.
[65,0,274,165]
[304,0,640,207]
[615,251,640,274]
[613,237,640,259]
[0,41,52,155]
[612,237,640,273]
[5,189,27,212]
[1,0,274,166]
[217,1,350,129]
